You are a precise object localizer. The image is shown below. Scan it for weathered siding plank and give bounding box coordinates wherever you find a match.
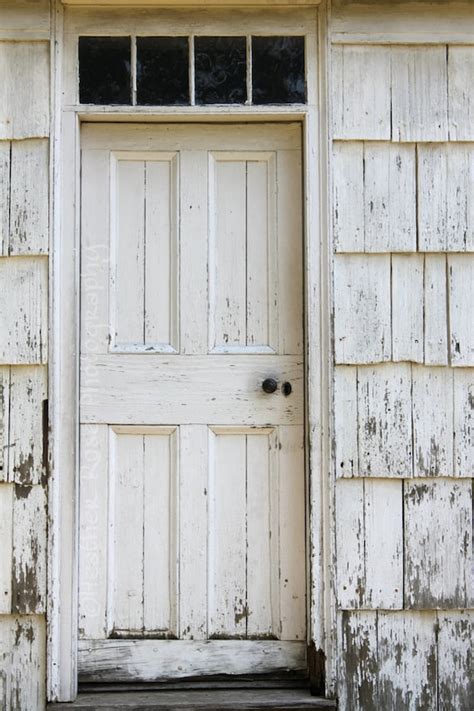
[333,142,416,253]
[449,255,474,366]
[333,366,358,479]
[363,143,416,253]
[332,142,364,252]
[357,364,412,478]
[448,45,474,141]
[391,254,424,363]
[424,254,448,365]
[8,366,47,486]
[9,616,46,711]
[418,144,474,252]
[0,367,10,480]
[12,484,47,615]
[334,255,391,364]
[332,45,391,140]
[9,139,49,255]
[0,42,49,139]
[404,479,472,609]
[377,612,437,709]
[0,257,48,365]
[412,367,454,478]
[437,611,473,710]
[392,46,448,142]
[0,1,50,41]
[0,142,10,256]
[338,611,378,711]
[453,369,474,479]
[0,484,13,614]
[335,479,403,610]
[335,479,365,609]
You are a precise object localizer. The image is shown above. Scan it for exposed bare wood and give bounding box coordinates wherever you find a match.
[404,479,472,608]
[9,139,49,255]
[78,640,307,683]
[12,483,47,614]
[338,611,378,710]
[331,45,391,140]
[0,141,10,256]
[1,615,46,710]
[448,255,474,366]
[8,366,47,485]
[448,45,474,141]
[0,42,50,139]
[391,255,424,363]
[391,46,448,142]
[0,483,13,613]
[453,369,474,478]
[437,611,474,709]
[334,255,391,364]
[377,611,437,709]
[357,364,412,478]
[0,256,48,365]
[0,366,10,480]
[332,142,364,252]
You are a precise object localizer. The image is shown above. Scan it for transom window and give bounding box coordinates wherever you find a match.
[78,35,306,106]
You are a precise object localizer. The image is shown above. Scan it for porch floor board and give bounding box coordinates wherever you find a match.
[47,690,336,709]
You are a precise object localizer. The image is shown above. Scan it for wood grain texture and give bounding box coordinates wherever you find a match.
[0,615,46,711]
[418,143,473,252]
[8,366,47,485]
[437,611,473,710]
[332,45,391,140]
[0,142,10,256]
[453,369,474,478]
[391,45,448,142]
[9,139,49,255]
[0,256,48,365]
[424,254,448,365]
[448,45,474,141]
[12,483,47,614]
[391,255,424,363]
[0,367,10,480]
[0,483,13,613]
[333,142,416,253]
[404,479,472,609]
[448,254,474,366]
[78,640,307,683]
[333,366,358,479]
[357,364,412,478]
[334,255,391,364]
[412,367,453,478]
[376,611,437,709]
[0,42,49,139]
[335,479,403,610]
[338,611,378,711]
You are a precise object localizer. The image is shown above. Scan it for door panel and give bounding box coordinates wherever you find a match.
[79,123,306,682]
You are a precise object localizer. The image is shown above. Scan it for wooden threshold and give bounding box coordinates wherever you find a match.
[47,689,336,709]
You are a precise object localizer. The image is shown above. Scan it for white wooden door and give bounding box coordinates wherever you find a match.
[78,123,306,683]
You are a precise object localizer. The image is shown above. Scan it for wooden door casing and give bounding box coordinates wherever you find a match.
[78,123,306,682]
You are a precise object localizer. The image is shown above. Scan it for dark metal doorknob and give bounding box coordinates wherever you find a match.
[262,378,278,394]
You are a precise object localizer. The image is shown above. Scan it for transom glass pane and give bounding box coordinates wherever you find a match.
[195,36,247,105]
[79,36,131,105]
[252,36,306,104]
[137,37,190,106]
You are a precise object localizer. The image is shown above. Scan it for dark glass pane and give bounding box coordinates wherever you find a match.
[137,37,190,106]
[79,36,131,104]
[252,36,305,104]
[195,36,247,105]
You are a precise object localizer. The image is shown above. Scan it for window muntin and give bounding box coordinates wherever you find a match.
[78,35,306,106]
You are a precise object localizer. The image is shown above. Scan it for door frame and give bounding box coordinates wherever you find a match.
[48,0,334,701]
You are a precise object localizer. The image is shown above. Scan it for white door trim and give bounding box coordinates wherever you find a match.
[48,1,334,701]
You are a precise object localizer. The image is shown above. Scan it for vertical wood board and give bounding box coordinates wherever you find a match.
[8,366,47,485]
[12,483,47,614]
[424,254,448,365]
[391,254,424,363]
[9,139,49,255]
[412,366,453,478]
[448,45,474,141]
[449,255,474,366]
